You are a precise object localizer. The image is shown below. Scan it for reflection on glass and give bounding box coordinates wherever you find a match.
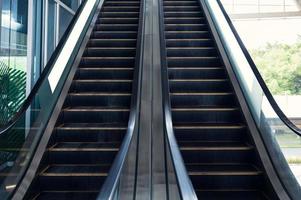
[0,0,28,126]
[0,0,28,198]
[44,0,80,64]
[0,0,85,198]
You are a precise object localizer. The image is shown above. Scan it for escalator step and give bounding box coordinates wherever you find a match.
[27,0,141,197]
[65,92,131,107]
[162,0,273,197]
[55,124,126,142]
[174,123,246,142]
[76,68,134,79]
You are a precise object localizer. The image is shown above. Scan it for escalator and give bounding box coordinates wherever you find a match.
[1,0,301,199]
[161,0,279,199]
[23,0,142,199]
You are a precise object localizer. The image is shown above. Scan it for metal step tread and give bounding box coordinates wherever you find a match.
[85,47,136,49]
[168,67,223,70]
[68,92,132,96]
[165,24,207,26]
[78,67,134,70]
[49,142,120,151]
[167,47,214,50]
[56,123,128,130]
[169,79,228,82]
[62,107,130,112]
[171,92,233,96]
[171,107,239,111]
[173,123,246,130]
[73,79,133,82]
[82,56,135,59]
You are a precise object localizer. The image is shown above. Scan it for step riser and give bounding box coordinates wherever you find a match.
[164,7,200,12]
[169,69,226,79]
[84,49,136,57]
[167,58,221,67]
[48,151,117,164]
[61,111,130,123]
[181,150,255,163]
[81,58,135,66]
[175,129,246,142]
[88,39,136,47]
[191,175,263,190]
[103,7,140,12]
[167,48,217,57]
[165,18,206,24]
[101,12,139,18]
[104,2,140,6]
[97,18,139,24]
[71,82,132,92]
[164,3,198,7]
[165,12,202,17]
[79,65,133,69]
[166,32,210,39]
[169,82,231,93]
[172,110,242,123]
[171,95,236,107]
[55,130,125,143]
[165,25,208,32]
[166,40,212,47]
[65,95,131,107]
[91,32,137,39]
[76,69,133,79]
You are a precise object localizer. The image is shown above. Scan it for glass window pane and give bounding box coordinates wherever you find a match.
[0,0,28,125]
[61,0,79,11]
[59,6,73,40]
[46,0,56,62]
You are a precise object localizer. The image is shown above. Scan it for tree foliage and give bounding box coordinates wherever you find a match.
[250,38,301,95]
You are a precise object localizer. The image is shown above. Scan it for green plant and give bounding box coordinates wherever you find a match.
[250,38,301,95]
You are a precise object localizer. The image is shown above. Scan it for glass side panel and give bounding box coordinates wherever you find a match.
[205,0,301,189]
[219,0,301,126]
[219,0,301,185]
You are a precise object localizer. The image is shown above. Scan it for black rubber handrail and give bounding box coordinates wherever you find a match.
[158,0,198,198]
[215,0,301,137]
[97,0,145,198]
[0,0,87,135]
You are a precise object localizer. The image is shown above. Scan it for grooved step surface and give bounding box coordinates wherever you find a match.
[26,0,141,198]
[162,0,276,199]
